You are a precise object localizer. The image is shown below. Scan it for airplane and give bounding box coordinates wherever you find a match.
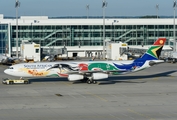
[4,38,166,84]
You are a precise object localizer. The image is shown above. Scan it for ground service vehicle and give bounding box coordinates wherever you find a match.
[2,78,29,85]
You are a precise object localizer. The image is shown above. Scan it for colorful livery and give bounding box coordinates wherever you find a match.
[4,38,166,84]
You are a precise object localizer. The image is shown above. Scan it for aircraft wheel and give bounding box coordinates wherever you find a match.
[24,81,29,84]
[93,80,97,84]
[9,81,13,85]
[87,80,92,84]
[172,59,176,63]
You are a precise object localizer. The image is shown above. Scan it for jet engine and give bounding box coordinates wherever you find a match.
[92,73,108,80]
[68,74,84,81]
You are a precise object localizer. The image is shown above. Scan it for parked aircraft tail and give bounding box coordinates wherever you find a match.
[138,38,166,61]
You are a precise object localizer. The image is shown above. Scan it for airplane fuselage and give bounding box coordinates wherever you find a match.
[3,38,166,84]
[4,59,162,78]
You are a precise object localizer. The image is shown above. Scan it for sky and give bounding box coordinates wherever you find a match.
[0,0,176,17]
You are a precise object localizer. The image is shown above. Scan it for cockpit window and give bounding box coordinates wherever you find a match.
[9,67,14,69]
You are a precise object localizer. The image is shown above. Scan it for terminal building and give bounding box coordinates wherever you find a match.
[0,14,175,58]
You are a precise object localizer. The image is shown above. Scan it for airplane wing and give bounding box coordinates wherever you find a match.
[66,69,128,74]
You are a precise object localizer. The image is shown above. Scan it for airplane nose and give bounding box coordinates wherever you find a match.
[4,69,9,75]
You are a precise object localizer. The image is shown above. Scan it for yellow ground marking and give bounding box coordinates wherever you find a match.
[127,108,156,120]
[87,92,108,102]
[63,82,73,86]
[152,77,159,80]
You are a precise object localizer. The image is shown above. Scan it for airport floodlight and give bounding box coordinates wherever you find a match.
[156,4,159,9]
[156,4,159,18]
[112,20,119,42]
[173,1,176,8]
[102,0,108,8]
[86,4,89,19]
[86,4,89,9]
[102,0,108,60]
[15,0,20,58]
[15,0,20,8]
[173,1,177,52]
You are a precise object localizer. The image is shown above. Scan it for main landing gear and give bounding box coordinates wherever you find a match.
[81,77,97,84]
[86,77,97,84]
[87,79,97,84]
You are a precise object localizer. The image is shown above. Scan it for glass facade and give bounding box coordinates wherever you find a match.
[0,20,177,54]
[0,24,8,54]
[10,24,175,49]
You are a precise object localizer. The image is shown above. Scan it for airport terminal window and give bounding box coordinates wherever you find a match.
[84,32,88,37]
[0,24,7,30]
[132,25,136,29]
[148,31,154,37]
[56,26,62,29]
[169,25,173,29]
[137,25,143,29]
[83,40,90,46]
[169,31,173,36]
[148,25,154,29]
[148,39,154,45]
[165,25,169,29]
[12,26,16,30]
[106,32,111,38]
[20,26,26,30]
[44,26,51,30]
[158,25,165,29]
[105,25,111,29]
[126,25,132,29]
[93,25,101,29]
[159,31,164,37]
[164,31,169,37]
[121,25,126,29]
[83,26,88,29]
[73,41,78,46]
[69,26,74,29]
[52,26,56,30]
[117,25,121,29]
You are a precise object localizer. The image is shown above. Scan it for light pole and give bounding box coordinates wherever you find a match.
[105,39,111,60]
[86,4,89,19]
[112,21,115,42]
[31,22,33,42]
[156,4,159,38]
[156,4,159,19]
[173,1,177,52]
[112,20,118,42]
[15,0,20,58]
[102,0,107,59]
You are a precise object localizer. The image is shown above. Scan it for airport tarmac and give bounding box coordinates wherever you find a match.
[0,63,177,120]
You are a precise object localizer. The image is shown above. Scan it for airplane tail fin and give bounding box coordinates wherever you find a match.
[139,38,166,60]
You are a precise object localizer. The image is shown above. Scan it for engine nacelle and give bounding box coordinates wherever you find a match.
[92,73,108,80]
[68,74,84,81]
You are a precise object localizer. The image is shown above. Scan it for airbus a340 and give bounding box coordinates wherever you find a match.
[4,38,166,84]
